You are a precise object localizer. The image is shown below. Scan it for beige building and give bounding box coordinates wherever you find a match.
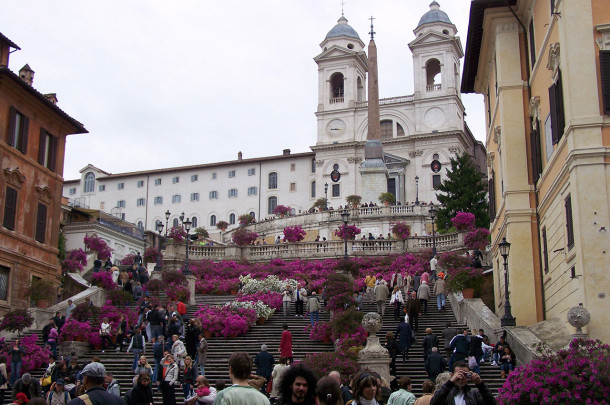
[462,0,610,342]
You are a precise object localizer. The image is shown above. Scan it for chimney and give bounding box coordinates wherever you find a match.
[238,151,243,161]
[19,64,34,86]
[44,93,58,104]
[283,149,291,156]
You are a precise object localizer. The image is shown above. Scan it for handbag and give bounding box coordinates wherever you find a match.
[468,355,478,369]
[41,374,52,387]
[266,377,273,394]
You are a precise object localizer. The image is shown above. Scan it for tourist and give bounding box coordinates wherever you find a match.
[448,330,470,372]
[254,345,275,394]
[305,292,321,325]
[65,300,76,320]
[132,282,143,301]
[315,376,341,405]
[93,257,102,273]
[390,269,403,291]
[417,281,430,315]
[12,373,42,400]
[127,328,146,372]
[387,376,415,405]
[279,323,293,363]
[491,336,509,366]
[469,329,484,374]
[185,319,202,359]
[197,333,208,376]
[159,354,178,405]
[9,339,25,385]
[270,357,290,405]
[395,316,414,361]
[0,355,8,402]
[66,362,125,405]
[425,348,447,381]
[413,273,421,292]
[429,360,495,405]
[375,279,390,316]
[422,328,439,361]
[364,273,376,304]
[421,270,430,285]
[481,337,493,363]
[99,318,115,353]
[46,324,59,358]
[13,392,30,405]
[350,371,380,405]
[182,356,197,400]
[119,269,129,288]
[133,356,153,383]
[294,283,307,317]
[116,315,127,352]
[405,292,421,331]
[214,352,269,404]
[126,372,153,405]
[433,276,446,311]
[328,371,352,404]
[46,380,71,404]
[104,372,121,398]
[414,380,435,405]
[277,363,317,405]
[429,255,438,281]
[384,332,399,376]
[185,375,216,404]
[151,336,164,384]
[499,347,515,379]
[282,285,293,317]
[171,335,186,369]
[42,320,55,348]
[390,286,404,321]
[441,323,457,360]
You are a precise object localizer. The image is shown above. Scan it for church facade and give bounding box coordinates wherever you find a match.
[63,3,485,237]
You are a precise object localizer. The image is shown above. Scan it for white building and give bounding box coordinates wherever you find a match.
[63,3,485,236]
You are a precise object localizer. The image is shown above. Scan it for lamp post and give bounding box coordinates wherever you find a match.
[164,210,171,237]
[183,218,192,275]
[324,182,329,211]
[429,207,437,256]
[415,176,420,205]
[179,212,185,226]
[499,237,516,327]
[341,209,350,260]
[154,221,164,271]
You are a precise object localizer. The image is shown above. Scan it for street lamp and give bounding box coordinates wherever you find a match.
[324,182,329,211]
[341,209,350,260]
[499,237,516,327]
[179,212,185,226]
[183,218,192,275]
[415,176,420,205]
[429,207,437,256]
[154,221,164,271]
[164,210,171,237]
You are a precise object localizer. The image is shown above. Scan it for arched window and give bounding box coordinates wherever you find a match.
[84,172,95,193]
[249,211,256,219]
[229,213,236,225]
[191,217,198,228]
[268,197,277,215]
[173,218,179,227]
[137,221,143,229]
[330,72,344,101]
[311,181,316,198]
[268,172,278,189]
[426,59,442,90]
[397,123,405,137]
[357,77,364,102]
[380,120,393,139]
[311,158,316,173]
[210,215,216,227]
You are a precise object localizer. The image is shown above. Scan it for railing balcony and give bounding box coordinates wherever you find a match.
[329,97,344,104]
[426,84,442,91]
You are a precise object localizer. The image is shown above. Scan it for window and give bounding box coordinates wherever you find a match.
[380,120,393,139]
[565,194,574,250]
[229,213,236,225]
[210,215,216,226]
[433,153,439,160]
[268,172,278,189]
[172,195,181,204]
[3,187,17,230]
[488,171,496,221]
[84,172,95,193]
[137,180,144,188]
[100,202,105,210]
[248,168,256,176]
[549,69,565,145]
[137,221,144,229]
[550,0,555,14]
[99,185,105,192]
[432,175,441,189]
[8,107,29,154]
[173,218,179,227]
[542,227,549,274]
[35,203,47,243]
[528,19,536,69]
[397,123,405,137]
[191,174,198,182]
[248,187,258,196]
[249,211,256,219]
[0,265,9,301]
[38,129,57,171]
[290,182,296,192]
[69,188,76,195]
[425,58,442,89]
[212,173,217,179]
[330,72,345,99]
[311,181,316,198]
[268,197,277,215]
[137,198,145,206]
[531,119,543,181]
[191,193,200,201]
[172,176,180,184]
[311,158,316,173]
[154,196,163,205]
[192,217,198,228]
[118,183,124,190]
[155,178,162,186]
[228,189,238,198]
[600,50,610,115]
[290,164,296,172]
[332,184,340,197]
[209,191,218,200]
[117,200,126,208]
[120,213,125,220]
[228,170,236,178]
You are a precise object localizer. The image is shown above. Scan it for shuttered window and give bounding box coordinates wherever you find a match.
[548,70,565,145]
[8,107,29,154]
[35,203,47,243]
[488,172,496,222]
[38,129,58,171]
[542,227,549,274]
[565,194,574,250]
[531,119,543,181]
[528,19,536,69]
[600,50,610,116]
[3,187,18,230]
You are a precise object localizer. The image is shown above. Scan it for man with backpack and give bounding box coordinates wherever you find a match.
[127,329,146,373]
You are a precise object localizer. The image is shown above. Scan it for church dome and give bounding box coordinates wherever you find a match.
[417,1,452,28]
[325,16,361,40]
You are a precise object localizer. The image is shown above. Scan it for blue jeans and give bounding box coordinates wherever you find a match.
[199,364,205,376]
[132,349,143,371]
[48,340,58,357]
[310,311,319,325]
[500,363,514,373]
[437,294,446,310]
[10,361,21,385]
[152,358,161,383]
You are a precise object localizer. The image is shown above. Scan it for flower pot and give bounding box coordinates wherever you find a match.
[204,331,213,339]
[462,288,475,299]
[256,317,266,325]
[280,213,285,218]
[35,299,50,308]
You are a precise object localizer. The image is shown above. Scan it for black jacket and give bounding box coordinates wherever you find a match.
[430,380,496,405]
[125,383,153,405]
[450,335,470,355]
[67,386,126,405]
[385,338,398,358]
[12,378,42,399]
[423,334,440,357]
[470,335,483,359]
[254,350,275,378]
[425,352,447,377]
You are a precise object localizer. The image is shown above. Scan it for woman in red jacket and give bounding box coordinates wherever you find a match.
[278,323,293,363]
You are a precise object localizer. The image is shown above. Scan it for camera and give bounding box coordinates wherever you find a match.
[466,372,473,380]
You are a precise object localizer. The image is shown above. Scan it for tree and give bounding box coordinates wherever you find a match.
[435,152,489,229]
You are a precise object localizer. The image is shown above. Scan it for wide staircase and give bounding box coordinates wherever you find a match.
[15,283,506,402]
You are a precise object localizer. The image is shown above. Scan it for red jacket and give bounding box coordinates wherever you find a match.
[177,302,187,316]
[280,330,292,358]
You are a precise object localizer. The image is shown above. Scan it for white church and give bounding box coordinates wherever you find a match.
[63,2,485,236]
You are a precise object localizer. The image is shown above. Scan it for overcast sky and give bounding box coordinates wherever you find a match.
[1,0,484,180]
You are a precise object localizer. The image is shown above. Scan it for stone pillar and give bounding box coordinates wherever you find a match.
[357,312,391,381]
[186,274,197,306]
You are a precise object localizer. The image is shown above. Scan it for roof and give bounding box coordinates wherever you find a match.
[461,0,517,93]
[0,66,87,133]
[325,16,361,40]
[0,32,20,50]
[417,1,453,28]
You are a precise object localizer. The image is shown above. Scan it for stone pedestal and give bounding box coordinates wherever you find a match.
[360,155,389,204]
[358,312,391,382]
[186,275,197,306]
[59,341,90,358]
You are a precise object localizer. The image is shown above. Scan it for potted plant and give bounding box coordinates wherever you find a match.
[379,192,396,206]
[283,225,306,243]
[143,246,162,264]
[0,308,34,336]
[273,205,291,217]
[440,252,484,298]
[232,228,259,246]
[83,235,113,261]
[451,211,476,231]
[194,227,209,238]
[334,224,361,241]
[168,226,187,242]
[26,278,55,308]
[346,195,362,208]
[216,221,229,232]
[392,222,411,240]
[238,214,255,226]
[313,198,328,212]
